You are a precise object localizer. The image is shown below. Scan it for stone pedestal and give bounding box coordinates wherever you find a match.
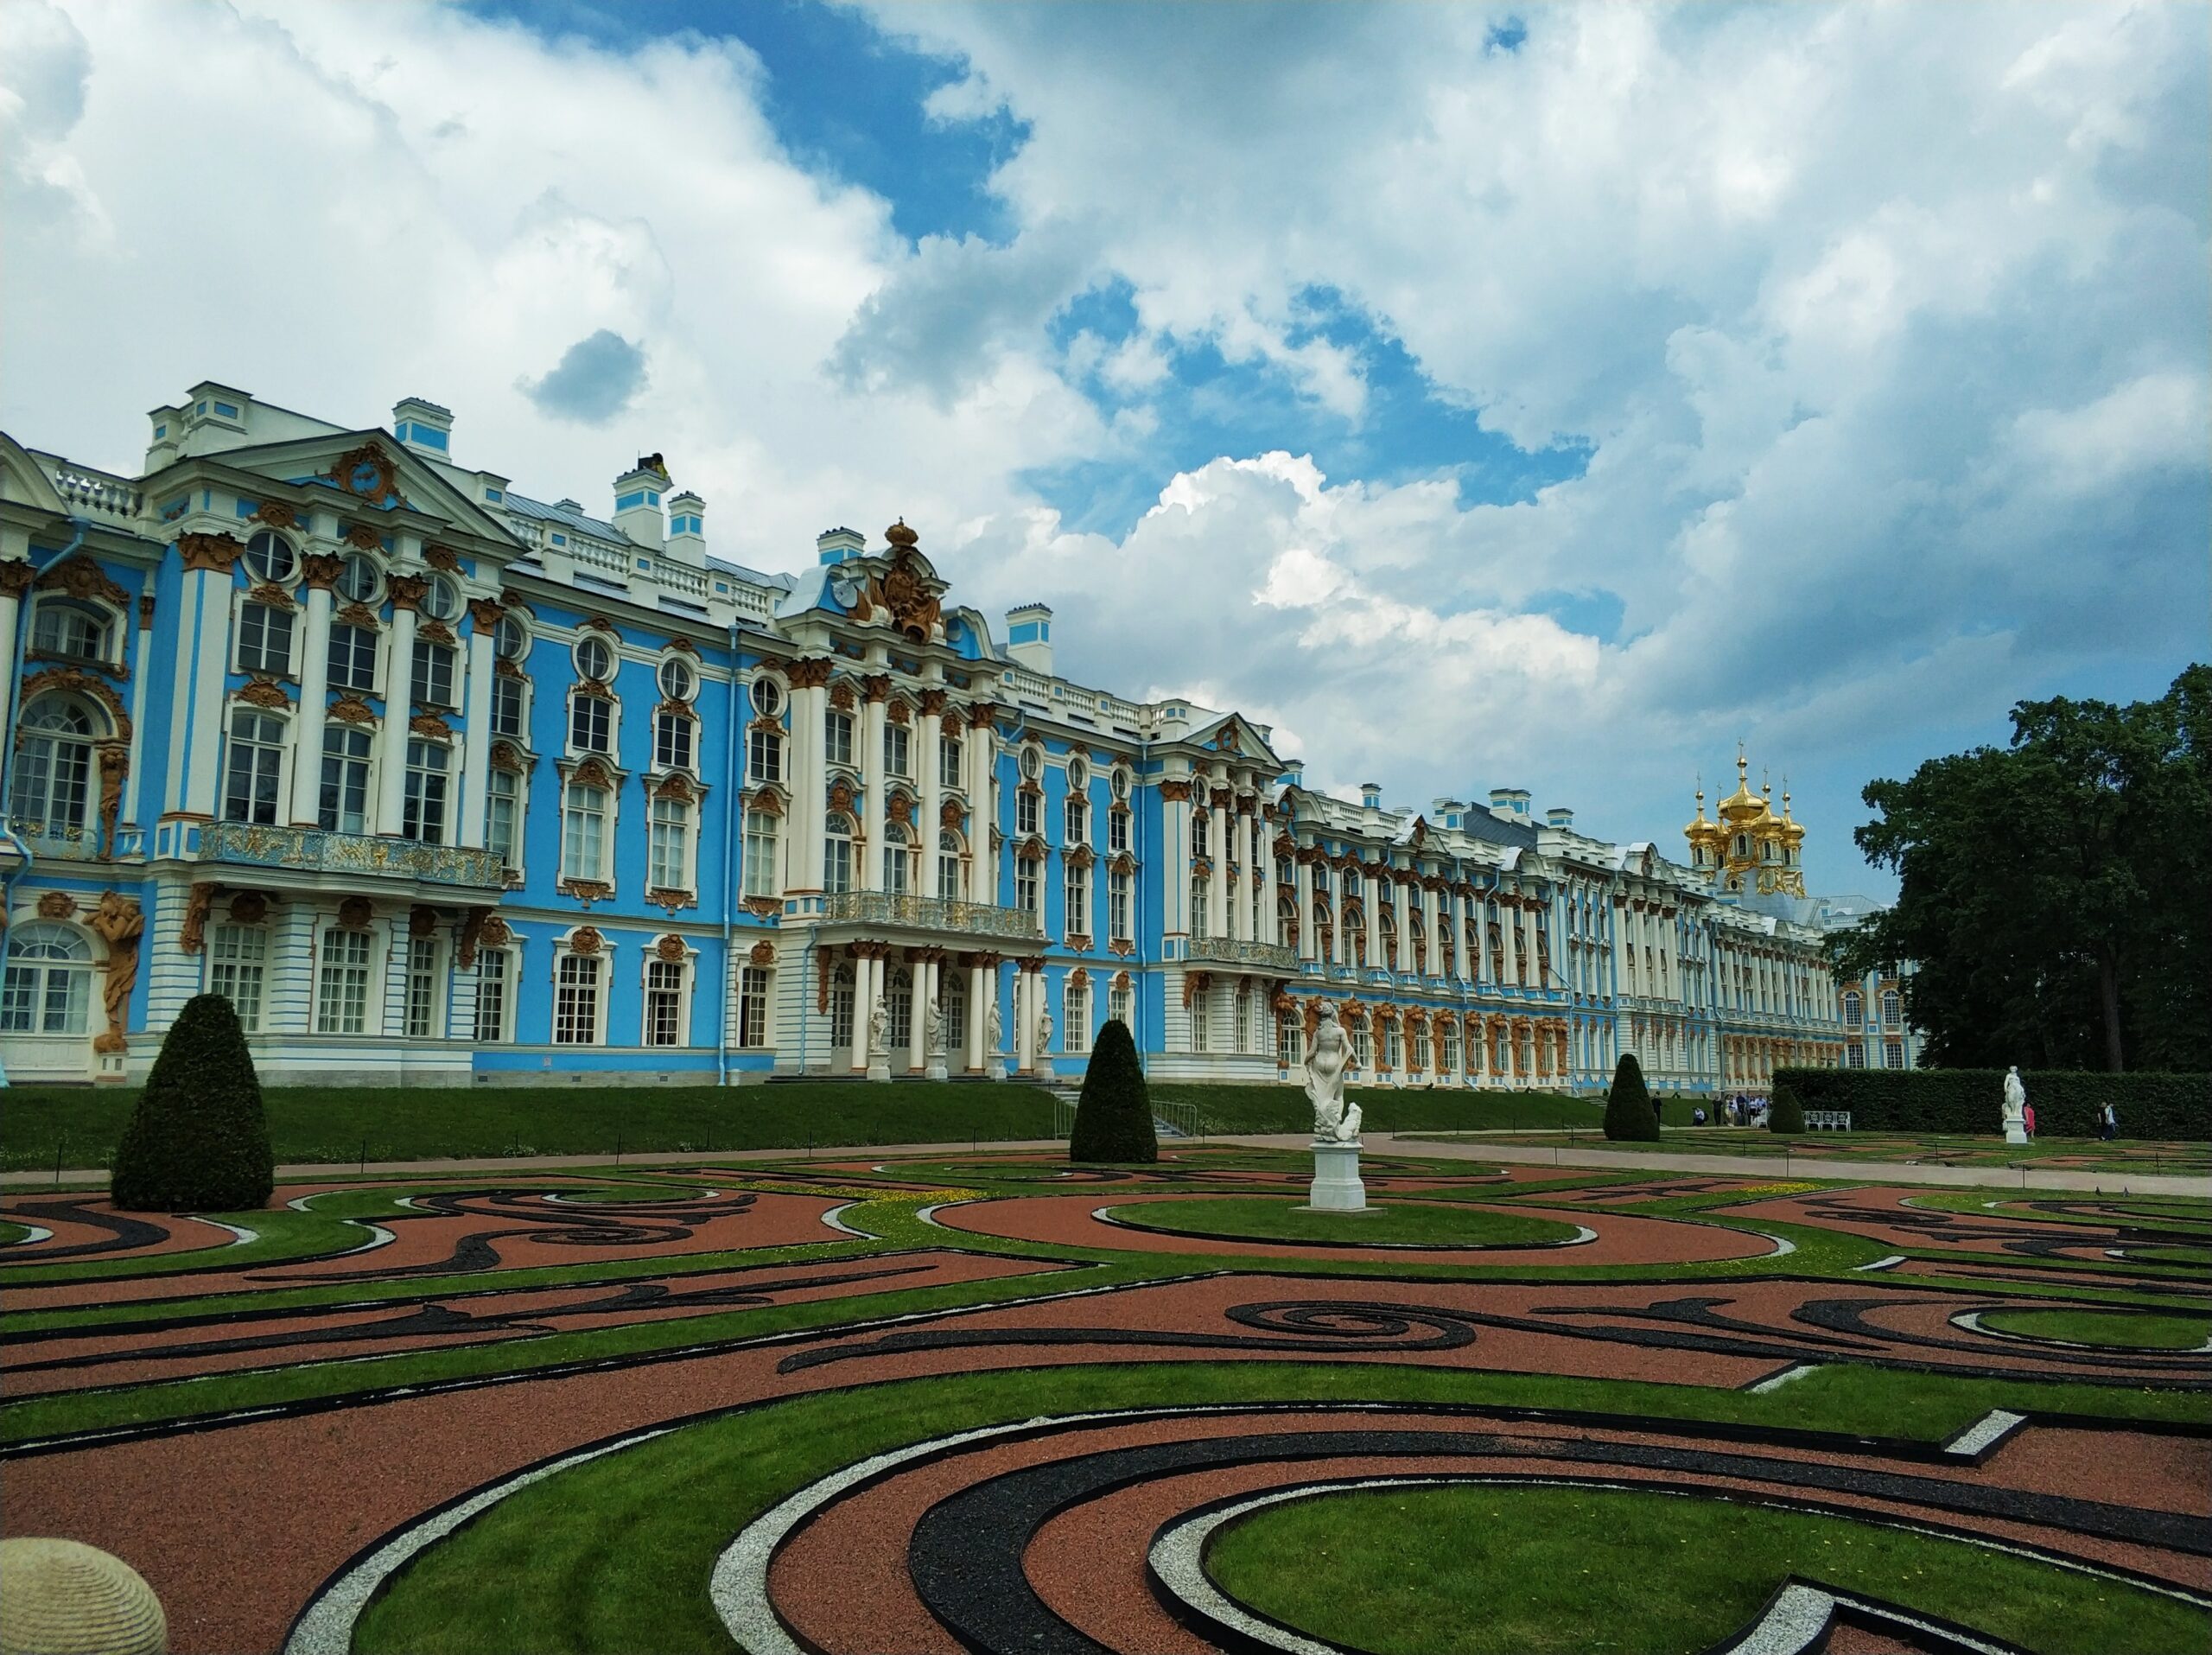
[2003,1124,2027,1145]
[866,1060,891,1083]
[1302,1140,1368,1212]
[986,1055,1007,1081]
[925,1058,949,1081]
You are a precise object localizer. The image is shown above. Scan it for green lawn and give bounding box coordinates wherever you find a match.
[1206,1482,2204,1655]
[1102,1194,1580,1248]
[1978,1306,2210,1351]
[0,1081,1058,1170]
[1149,1083,1703,1134]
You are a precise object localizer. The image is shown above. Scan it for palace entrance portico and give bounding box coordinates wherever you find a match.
[807,892,1046,1079]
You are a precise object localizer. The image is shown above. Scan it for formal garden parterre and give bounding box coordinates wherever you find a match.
[3,1137,2208,1654]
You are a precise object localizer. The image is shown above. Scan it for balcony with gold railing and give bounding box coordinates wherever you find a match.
[194,821,506,889]
[817,888,1044,941]
[1186,936,1300,971]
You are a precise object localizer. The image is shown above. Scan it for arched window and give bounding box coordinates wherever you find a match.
[1345,901,1366,966]
[1841,990,1862,1028]
[824,812,855,895]
[882,821,912,894]
[10,696,99,837]
[1,923,93,1034]
[1379,903,1399,970]
[830,961,855,1047]
[938,828,963,901]
[31,600,113,665]
[1881,989,1901,1028]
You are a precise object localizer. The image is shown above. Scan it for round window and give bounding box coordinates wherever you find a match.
[575,634,615,682]
[1110,767,1130,802]
[335,552,379,602]
[1066,757,1088,791]
[658,656,697,703]
[750,677,784,717]
[1020,746,1043,780]
[244,531,296,584]
[423,574,463,621]
[496,615,530,660]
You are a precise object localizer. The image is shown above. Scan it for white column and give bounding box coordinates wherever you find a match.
[1392,877,1411,974]
[1167,786,1191,937]
[458,601,496,846]
[918,691,944,895]
[906,954,926,1074]
[1232,806,1254,941]
[175,538,241,818]
[0,559,29,753]
[373,585,419,836]
[970,708,998,903]
[1421,884,1440,977]
[124,600,154,831]
[1257,811,1279,945]
[1014,968,1034,1073]
[967,959,987,1072]
[1500,894,1520,988]
[792,667,826,893]
[1297,859,1318,964]
[849,950,870,1075]
[861,680,887,891]
[291,574,335,826]
[1363,873,1382,974]
[1205,787,1229,939]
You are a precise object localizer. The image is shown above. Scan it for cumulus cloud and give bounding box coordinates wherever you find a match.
[520,329,649,424]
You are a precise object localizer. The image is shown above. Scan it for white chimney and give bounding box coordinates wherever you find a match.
[393,398,453,458]
[1006,603,1053,674]
[666,490,705,567]
[613,455,670,547]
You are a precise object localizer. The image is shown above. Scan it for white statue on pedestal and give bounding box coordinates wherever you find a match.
[868,997,888,1053]
[925,996,944,1056]
[2001,1066,2027,1144]
[1305,1000,1362,1143]
[987,1000,1003,1053]
[1038,1006,1054,1053]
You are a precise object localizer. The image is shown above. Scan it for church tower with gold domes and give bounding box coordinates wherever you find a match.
[1687,749,1806,897]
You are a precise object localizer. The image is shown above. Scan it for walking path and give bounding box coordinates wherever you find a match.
[8,1131,2205,1196]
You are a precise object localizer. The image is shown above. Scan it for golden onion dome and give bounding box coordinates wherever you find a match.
[1716,751,1769,826]
[1683,788,1722,845]
[1780,788,1805,843]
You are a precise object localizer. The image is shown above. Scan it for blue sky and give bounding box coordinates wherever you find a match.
[3,1,2205,899]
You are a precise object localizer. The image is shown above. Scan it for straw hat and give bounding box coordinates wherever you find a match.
[0,1538,165,1655]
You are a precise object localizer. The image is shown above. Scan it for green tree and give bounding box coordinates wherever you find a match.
[1070,1017,1158,1163]
[1836,665,2210,1072]
[1603,1053,1660,1141]
[111,993,275,1213]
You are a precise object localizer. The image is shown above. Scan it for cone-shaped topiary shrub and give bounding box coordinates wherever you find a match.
[1070,1017,1158,1164]
[111,993,274,1213]
[1767,1078,1806,1135]
[1603,1053,1661,1142]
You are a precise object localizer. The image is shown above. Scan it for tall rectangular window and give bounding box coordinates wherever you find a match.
[1109,810,1128,854]
[649,795,692,891]
[570,693,611,754]
[404,937,442,1038]
[320,725,372,834]
[490,674,526,737]
[1440,1020,1460,1076]
[563,783,608,882]
[207,923,267,1034]
[1189,986,1211,1053]
[327,622,378,691]
[474,947,511,1043]
[1016,790,1039,837]
[1064,983,1090,1053]
[553,952,601,1044]
[742,808,780,898]
[825,710,854,768]
[1278,1013,1303,1070]
[747,728,782,783]
[316,926,373,1034]
[1109,869,1131,942]
[1015,856,1039,915]
[1065,795,1088,846]
[826,828,853,895]
[885,723,910,778]
[403,740,449,843]
[1109,983,1132,1029]
[654,709,694,771]
[939,731,963,787]
[644,958,685,1047]
[487,769,520,866]
[236,602,294,674]
[738,965,771,1047]
[1064,865,1089,934]
[410,639,455,708]
[223,710,285,824]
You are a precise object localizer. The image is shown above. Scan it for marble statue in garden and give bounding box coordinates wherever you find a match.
[1304,1001,1362,1143]
[2001,1066,2028,1145]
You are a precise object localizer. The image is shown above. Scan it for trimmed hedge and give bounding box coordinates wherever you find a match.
[1766,1087,1805,1134]
[1603,1054,1661,1142]
[111,994,275,1212]
[1071,1018,1158,1163]
[1770,1067,2209,1142]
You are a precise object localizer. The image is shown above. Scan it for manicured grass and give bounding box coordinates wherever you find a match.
[1149,1083,1705,1134]
[1206,1482,2205,1655]
[0,1081,1058,1170]
[1103,1194,1580,1248]
[352,1360,2212,1655]
[1440,1128,2212,1172]
[1979,1306,2210,1351]
[0,1219,31,1245]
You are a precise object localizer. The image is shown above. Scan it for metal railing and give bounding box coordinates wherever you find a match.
[817,888,1044,940]
[1186,936,1299,971]
[196,821,507,888]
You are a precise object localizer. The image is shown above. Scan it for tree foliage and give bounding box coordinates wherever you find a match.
[1070,1017,1158,1163]
[111,993,275,1212]
[1834,665,2209,1073]
[1602,1053,1660,1141]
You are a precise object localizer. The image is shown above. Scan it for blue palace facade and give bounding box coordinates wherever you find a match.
[0,383,1846,1092]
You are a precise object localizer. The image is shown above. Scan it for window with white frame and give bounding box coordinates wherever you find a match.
[223,709,286,824]
[826,710,855,768]
[1015,853,1039,915]
[654,707,695,772]
[1190,808,1207,860]
[1064,863,1089,935]
[1109,869,1131,942]
[1234,987,1254,1053]
[1065,980,1090,1053]
[315,926,375,1034]
[404,937,442,1038]
[825,813,855,894]
[885,721,910,778]
[1440,1018,1460,1075]
[487,768,522,868]
[1884,1040,1904,1070]
[403,740,450,843]
[1189,983,1211,1052]
[491,672,527,738]
[11,698,95,838]
[206,922,268,1034]
[1842,990,1862,1027]
[1109,808,1129,854]
[553,950,603,1044]
[1,924,92,1034]
[1190,876,1209,939]
[1881,989,1901,1028]
[741,806,781,898]
[644,955,687,1047]
[1277,1010,1303,1069]
[320,724,372,833]
[649,794,694,891]
[938,829,963,901]
[410,635,457,711]
[883,822,912,894]
[748,676,783,719]
[737,965,772,1047]
[32,601,113,664]
[570,691,613,755]
[335,551,380,603]
[1847,1041,1866,1068]
[939,729,963,787]
[830,963,854,1047]
[1017,787,1039,837]
[888,970,912,1048]
[327,621,378,692]
[244,530,297,584]
[656,654,696,705]
[1109,979,1132,1029]
[236,599,295,675]
[495,613,530,663]
[562,781,610,884]
[474,947,512,1043]
[1065,791,1088,846]
[747,726,783,783]
[423,574,463,622]
[1351,1022,1372,1073]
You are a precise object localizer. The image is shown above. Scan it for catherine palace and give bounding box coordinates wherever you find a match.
[0,383,1895,1092]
